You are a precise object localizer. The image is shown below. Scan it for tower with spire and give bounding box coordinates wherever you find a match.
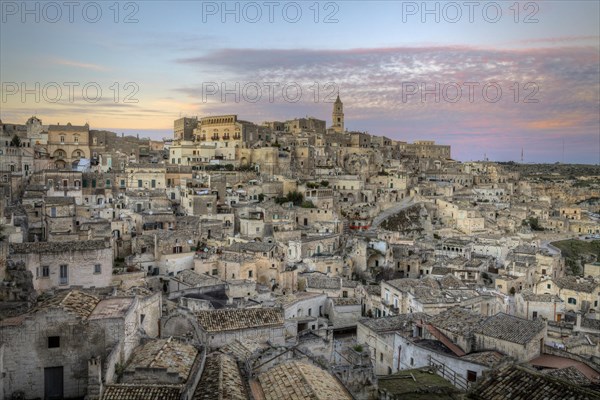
[331,94,344,133]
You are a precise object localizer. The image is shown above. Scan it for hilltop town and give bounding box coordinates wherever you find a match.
[1,97,600,399]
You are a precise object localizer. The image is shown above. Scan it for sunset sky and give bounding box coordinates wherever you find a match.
[1,1,599,163]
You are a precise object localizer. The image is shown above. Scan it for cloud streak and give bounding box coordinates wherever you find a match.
[175,43,599,163]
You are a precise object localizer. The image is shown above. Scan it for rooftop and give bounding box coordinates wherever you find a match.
[193,352,247,400]
[554,276,598,293]
[88,297,134,320]
[519,290,562,303]
[256,360,352,400]
[359,313,429,334]
[125,337,199,382]
[429,307,487,337]
[304,274,341,290]
[101,384,182,400]
[174,270,223,287]
[378,367,463,399]
[468,365,597,400]
[196,308,284,332]
[477,313,545,345]
[11,239,109,254]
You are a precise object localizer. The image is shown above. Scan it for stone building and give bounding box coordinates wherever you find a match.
[474,313,546,362]
[10,239,113,292]
[47,123,90,169]
[174,116,198,141]
[0,289,161,400]
[194,308,285,348]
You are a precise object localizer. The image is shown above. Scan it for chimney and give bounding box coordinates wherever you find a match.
[87,356,103,400]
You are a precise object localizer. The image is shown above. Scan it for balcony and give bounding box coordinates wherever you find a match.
[211,136,219,141]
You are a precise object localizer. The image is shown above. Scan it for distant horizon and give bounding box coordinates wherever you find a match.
[2,111,599,165]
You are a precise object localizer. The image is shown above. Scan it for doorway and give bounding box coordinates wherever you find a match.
[44,366,64,400]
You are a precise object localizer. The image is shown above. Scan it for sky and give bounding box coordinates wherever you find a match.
[1,0,599,163]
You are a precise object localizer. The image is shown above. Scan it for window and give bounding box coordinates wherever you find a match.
[48,336,60,348]
[568,297,577,305]
[138,180,143,188]
[59,265,68,285]
[547,284,551,289]
[94,264,101,274]
[308,308,312,316]
[380,353,383,362]
[140,314,145,324]
[212,269,218,275]
[410,357,414,366]
[173,246,182,254]
[60,135,65,143]
[248,270,253,278]
[106,179,111,187]
[467,370,477,382]
[532,311,538,319]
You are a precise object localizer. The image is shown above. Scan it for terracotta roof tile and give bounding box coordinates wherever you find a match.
[196,308,284,332]
[257,361,352,400]
[101,384,181,400]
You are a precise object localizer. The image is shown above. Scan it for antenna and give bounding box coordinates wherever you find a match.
[562,138,565,164]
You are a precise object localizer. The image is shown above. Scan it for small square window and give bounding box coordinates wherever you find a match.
[94,264,101,274]
[48,336,60,348]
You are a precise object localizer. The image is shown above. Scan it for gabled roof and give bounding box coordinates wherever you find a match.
[468,365,597,400]
[0,290,100,327]
[256,361,352,400]
[193,352,248,400]
[196,308,284,332]
[125,337,198,383]
[477,313,545,345]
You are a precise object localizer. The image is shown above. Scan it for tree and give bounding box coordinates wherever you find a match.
[275,191,304,206]
[10,134,21,147]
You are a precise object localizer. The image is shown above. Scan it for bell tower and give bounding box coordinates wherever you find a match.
[332,94,344,133]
